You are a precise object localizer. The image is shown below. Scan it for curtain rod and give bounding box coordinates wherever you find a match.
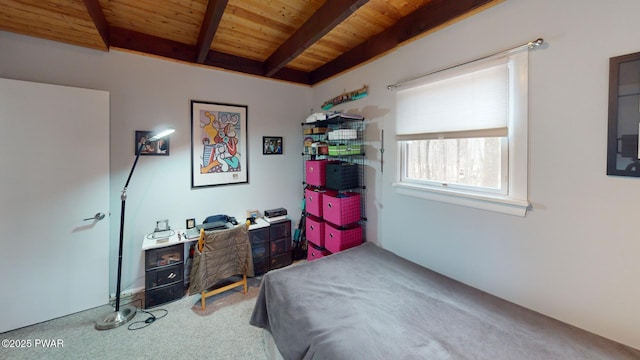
[387,38,544,90]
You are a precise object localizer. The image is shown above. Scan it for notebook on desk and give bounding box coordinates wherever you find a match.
[185,221,227,239]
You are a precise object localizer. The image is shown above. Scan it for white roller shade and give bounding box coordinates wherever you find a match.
[396,56,509,139]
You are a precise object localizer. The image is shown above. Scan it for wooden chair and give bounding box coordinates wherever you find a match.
[190,225,254,310]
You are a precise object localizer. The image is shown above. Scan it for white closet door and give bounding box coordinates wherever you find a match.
[0,78,110,332]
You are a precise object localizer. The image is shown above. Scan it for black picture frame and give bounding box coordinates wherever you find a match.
[186,218,196,229]
[607,51,640,176]
[135,130,170,156]
[263,136,283,155]
[190,100,248,188]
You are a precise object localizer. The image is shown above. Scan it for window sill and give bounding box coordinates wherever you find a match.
[392,182,530,217]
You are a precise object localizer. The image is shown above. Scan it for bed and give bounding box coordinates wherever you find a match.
[250,242,640,359]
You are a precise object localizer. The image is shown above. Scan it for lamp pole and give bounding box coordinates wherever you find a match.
[96,129,174,330]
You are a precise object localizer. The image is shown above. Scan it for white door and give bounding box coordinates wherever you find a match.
[0,78,110,332]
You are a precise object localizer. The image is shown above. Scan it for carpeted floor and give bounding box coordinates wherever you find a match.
[0,278,268,360]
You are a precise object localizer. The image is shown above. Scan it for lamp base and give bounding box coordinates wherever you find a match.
[95,305,137,330]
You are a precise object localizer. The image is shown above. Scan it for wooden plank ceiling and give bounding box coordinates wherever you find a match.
[0,0,502,85]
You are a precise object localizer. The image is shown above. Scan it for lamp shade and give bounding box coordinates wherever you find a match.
[149,129,175,142]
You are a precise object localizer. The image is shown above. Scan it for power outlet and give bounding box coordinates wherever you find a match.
[108,287,143,302]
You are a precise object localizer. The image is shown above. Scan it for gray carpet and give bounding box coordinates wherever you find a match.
[0,282,268,360]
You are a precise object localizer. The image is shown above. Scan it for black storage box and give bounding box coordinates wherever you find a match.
[249,227,270,275]
[253,259,269,276]
[145,281,184,308]
[270,251,293,270]
[326,161,359,190]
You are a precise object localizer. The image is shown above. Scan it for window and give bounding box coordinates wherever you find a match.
[403,137,507,193]
[393,50,530,216]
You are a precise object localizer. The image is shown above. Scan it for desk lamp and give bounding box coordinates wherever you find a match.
[95,129,175,330]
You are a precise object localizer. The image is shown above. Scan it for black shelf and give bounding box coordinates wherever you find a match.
[302,115,366,246]
[301,115,365,127]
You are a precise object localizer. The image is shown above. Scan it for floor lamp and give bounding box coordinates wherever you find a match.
[96,129,175,330]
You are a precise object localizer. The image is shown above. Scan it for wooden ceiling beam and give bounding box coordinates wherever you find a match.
[204,51,311,85]
[110,27,196,63]
[82,0,110,49]
[109,26,311,85]
[310,0,495,84]
[195,0,228,64]
[270,67,312,85]
[394,0,496,44]
[263,0,368,78]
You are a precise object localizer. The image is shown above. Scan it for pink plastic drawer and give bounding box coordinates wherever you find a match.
[307,242,331,262]
[305,215,325,247]
[305,189,324,217]
[305,160,327,187]
[323,192,361,226]
[324,222,362,253]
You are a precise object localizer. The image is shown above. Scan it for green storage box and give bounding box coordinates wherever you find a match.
[328,144,361,156]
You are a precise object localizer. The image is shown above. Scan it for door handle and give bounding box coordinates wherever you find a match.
[83,212,106,221]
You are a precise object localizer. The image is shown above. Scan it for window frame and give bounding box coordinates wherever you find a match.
[393,50,530,217]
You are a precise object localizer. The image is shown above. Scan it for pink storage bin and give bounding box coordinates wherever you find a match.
[323,192,361,226]
[307,242,331,262]
[305,160,327,187]
[305,215,325,247]
[324,222,362,253]
[305,188,324,217]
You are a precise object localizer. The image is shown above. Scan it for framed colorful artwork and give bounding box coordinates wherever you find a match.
[191,100,248,188]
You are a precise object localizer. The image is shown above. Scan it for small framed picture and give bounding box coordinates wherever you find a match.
[186,218,196,229]
[135,130,170,156]
[263,136,283,155]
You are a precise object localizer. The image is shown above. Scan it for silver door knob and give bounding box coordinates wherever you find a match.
[83,212,106,221]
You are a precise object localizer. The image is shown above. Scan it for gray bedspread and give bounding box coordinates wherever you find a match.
[250,242,640,360]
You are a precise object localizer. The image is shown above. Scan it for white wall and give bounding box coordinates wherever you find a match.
[0,32,311,297]
[314,0,640,350]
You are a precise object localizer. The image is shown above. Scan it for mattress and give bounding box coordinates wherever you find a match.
[250,242,640,359]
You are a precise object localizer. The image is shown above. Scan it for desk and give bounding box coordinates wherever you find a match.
[141,221,271,308]
[141,221,270,251]
[141,228,198,251]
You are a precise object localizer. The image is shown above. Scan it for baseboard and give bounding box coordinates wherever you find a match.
[109,286,145,303]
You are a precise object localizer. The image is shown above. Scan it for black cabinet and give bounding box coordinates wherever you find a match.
[249,219,292,274]
[269,220,292,270]
[144,243,184,308]
[249,226,270,275]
